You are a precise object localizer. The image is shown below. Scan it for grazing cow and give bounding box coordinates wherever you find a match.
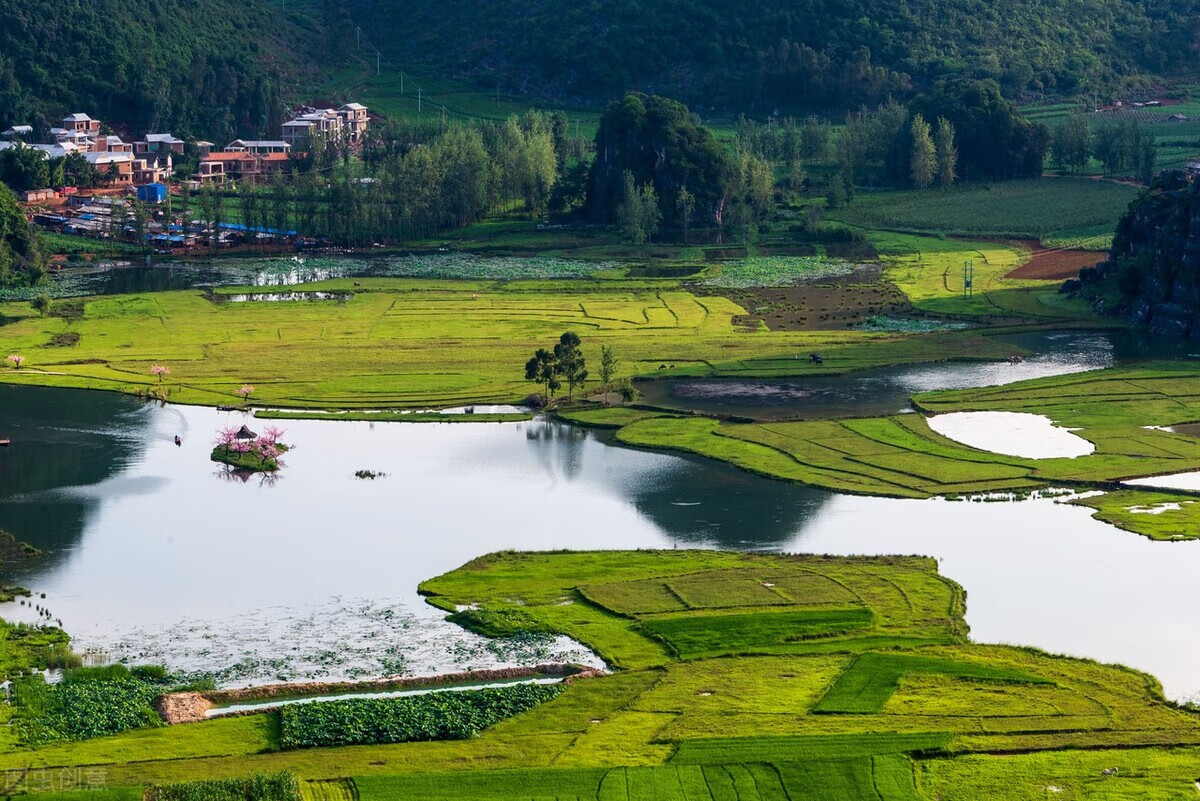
[1101,768,1119,777]
[658,364,667,370]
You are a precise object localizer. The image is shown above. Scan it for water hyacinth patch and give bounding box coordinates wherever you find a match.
[703,257,856,289]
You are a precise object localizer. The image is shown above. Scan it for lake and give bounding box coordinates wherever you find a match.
[3,383,1200,700]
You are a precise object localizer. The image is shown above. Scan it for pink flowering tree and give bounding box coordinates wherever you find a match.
[6,354,25,369]
[212,425,286,470]
[238,384,255,401]
[150,365,171,381]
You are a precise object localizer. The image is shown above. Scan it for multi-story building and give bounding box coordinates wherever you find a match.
[280,103,369,148]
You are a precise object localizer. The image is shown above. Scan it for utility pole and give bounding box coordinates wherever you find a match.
[418,88,422,114]
[375,51,380,75]
[400,71,404,95]
[962,260,974,299]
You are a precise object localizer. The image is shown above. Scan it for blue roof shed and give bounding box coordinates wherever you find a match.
[136,183,168,204]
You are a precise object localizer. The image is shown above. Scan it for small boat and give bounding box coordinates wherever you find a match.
[0,440,10,447]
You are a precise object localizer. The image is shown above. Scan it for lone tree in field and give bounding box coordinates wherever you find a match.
[525,348,560,402]
[910,114,936,189]
[676,187,695,245]
[599,345,619,405]
[555,332,588,402]
[934,117,958,188]
[31,293,51,317]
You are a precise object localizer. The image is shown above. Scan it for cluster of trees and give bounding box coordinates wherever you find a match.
[587,93,775,241]
[1050,116,1157,183]
[180,111,577,247]
[347,0,1199,113]
[0,0,305,142]
[525,332,588,403]
[835,80,1045,189]
[0,146,97,192]
[0,185,46,286]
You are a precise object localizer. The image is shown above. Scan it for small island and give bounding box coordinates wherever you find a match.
[210,425,289,473]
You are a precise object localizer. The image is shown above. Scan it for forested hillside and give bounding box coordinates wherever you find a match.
[347,0,1200,112]
[0,0,329,142]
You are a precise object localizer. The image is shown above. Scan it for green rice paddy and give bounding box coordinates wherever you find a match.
[8,551,1196,799]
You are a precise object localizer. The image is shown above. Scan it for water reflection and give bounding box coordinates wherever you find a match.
[635,331,1191,420]
[3,385,1200,700]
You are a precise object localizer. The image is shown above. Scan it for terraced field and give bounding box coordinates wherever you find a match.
[0,278,1027,409]
[8,551,1199,800]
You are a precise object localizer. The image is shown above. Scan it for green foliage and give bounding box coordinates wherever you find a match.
[347,0,1197,113]
[14,670,164,745]
[1104,171,1199,313]
[0,183,44,286]
[588,94,740,228]
[909,115,936,189]
[279,682,565,749]
[640,608,875,660]
[814,652,1052,714]
[147,772,301,801]
[909,79,1049,181]
[0,0,306,141]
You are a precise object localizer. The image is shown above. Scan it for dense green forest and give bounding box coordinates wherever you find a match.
[0,0,325,142]
[347,0,1199,112]
[0,186,44,285]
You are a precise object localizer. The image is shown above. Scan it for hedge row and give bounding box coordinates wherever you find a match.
[280,682,564,749]
[146,772,301,801]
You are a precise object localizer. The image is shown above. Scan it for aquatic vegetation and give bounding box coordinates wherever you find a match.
[703,256,855,289]
[279,682,564,749]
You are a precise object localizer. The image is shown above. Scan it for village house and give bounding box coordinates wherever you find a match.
[225,139,291,155]
[93,135,132,153]
[2,125,32,140]
[280,103,369,148]
[1187,161,1200,180]
[84,151,135,184]
[62,113,100,137]
[21,188,55,203]
[135,134,185,155]
[196,141,216,157]
[197,151,290,184]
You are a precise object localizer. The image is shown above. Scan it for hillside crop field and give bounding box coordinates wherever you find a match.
[8,551,1199,799]
[831,179,1138,249]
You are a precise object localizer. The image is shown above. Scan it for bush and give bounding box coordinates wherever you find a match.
[280,682,565,749]
[146,773,301,801]
[15,675,163,744]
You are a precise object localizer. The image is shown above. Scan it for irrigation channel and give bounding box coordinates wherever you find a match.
[5,331,1200,701]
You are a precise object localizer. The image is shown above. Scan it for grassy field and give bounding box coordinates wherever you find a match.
[7,551,1200,799]
[0,243,1080,409]
[830,178,1138,249]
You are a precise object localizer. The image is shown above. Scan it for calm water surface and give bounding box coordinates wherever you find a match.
[3,383,1200,699]
[636,331,1197,419]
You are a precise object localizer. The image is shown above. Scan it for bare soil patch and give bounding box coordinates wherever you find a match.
[1006,242,1105,280]
[701,266,910,330]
